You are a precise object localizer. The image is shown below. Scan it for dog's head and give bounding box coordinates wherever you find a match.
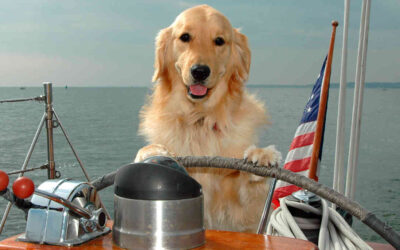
[152,5,251,103]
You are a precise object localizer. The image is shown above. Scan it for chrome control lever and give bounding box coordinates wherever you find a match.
[34,189,92,218]
[34,189,106,231]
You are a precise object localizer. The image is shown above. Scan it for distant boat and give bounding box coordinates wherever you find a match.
[65,85,68,89]
[19,87,26,90]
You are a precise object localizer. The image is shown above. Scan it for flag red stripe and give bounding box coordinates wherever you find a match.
[272,185,302,206]
[272,177,319,208]
[283,157,311,172]
[289,132,315,150]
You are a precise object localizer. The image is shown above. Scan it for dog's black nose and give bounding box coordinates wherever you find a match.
[191,65,210,81]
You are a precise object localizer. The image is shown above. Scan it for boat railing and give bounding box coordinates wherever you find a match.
[0,83,111,234]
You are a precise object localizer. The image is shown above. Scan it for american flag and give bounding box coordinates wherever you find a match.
[272,57,328,208]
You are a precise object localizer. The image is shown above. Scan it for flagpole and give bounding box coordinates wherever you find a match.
[308,21,338,181]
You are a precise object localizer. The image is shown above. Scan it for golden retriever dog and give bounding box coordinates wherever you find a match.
[135,5,281,233]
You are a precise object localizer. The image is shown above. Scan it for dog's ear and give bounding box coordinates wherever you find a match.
[231,28,251,83]
[152,27,172,82]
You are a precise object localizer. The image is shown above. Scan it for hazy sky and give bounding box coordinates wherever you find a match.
[1,0,399,86]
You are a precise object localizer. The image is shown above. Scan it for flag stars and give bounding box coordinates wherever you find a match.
[307,107,312,113]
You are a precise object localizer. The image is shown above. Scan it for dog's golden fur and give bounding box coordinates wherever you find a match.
[135,5,281,232]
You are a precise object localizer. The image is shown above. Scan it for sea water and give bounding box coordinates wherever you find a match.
[0,86,399,243]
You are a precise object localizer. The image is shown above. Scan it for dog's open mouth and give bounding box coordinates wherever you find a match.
[188,84,208,99]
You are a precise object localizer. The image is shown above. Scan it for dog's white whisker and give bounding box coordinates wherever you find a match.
[175,62,181,74]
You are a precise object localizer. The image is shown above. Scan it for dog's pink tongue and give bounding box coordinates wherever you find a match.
[190,84,208,96]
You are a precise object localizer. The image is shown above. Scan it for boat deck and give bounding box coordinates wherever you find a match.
[0,221,393,249]
[0,230,318,249]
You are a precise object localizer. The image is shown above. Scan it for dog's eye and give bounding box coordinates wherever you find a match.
[214,37,225,46]
[179,33,191,42]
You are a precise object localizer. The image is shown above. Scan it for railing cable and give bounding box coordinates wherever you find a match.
[0,96,45,103]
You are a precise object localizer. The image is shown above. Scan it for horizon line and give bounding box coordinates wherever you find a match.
[1,82,400,88]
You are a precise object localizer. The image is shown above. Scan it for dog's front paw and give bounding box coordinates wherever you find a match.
[134,144,175,163]
[244,145,282,167]
[244,145,282,182]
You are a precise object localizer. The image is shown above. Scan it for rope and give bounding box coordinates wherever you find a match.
[90,156,400,248]
[267,198,372,250]
[0,96,45,103]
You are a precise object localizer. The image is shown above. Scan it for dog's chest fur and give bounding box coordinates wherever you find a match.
[140,93,267,156]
